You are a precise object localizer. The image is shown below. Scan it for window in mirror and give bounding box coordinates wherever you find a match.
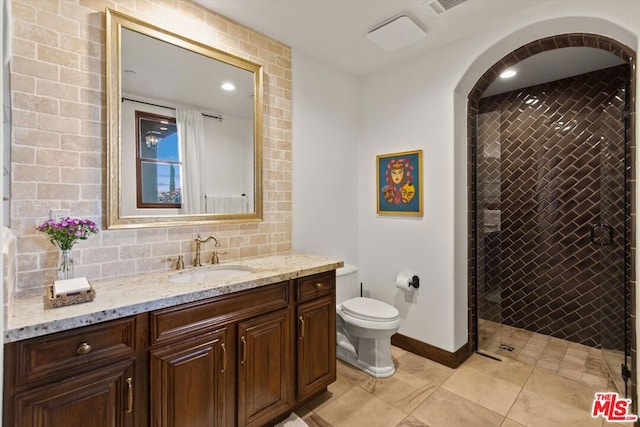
[135,111,181,208]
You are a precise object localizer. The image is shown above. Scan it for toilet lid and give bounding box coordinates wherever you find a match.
[341,297,399,322]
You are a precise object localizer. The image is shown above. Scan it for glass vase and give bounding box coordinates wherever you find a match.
[58,249,74,281]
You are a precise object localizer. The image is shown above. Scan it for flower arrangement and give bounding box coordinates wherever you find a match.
[36,217,99,250]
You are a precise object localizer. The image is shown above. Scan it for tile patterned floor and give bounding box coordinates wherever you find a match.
[478,321,624,391]
[295,340,634,427]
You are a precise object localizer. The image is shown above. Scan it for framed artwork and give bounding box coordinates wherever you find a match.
[376,149,423,216]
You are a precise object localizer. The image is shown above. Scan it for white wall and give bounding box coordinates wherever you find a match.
[291,51,359,266]
[290,0,639,392]
[359,47,461,351]
[202,115,254,213]
[355,1,640,353]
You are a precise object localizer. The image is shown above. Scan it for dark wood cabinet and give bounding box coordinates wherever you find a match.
[14,360,135,427]
[150,328,227,427]
[148,281,291,426]
[297,295,336,401]
[4,314,147,427]
[295,271,336,401]
[237,309,291,427]
[4,270,337,427]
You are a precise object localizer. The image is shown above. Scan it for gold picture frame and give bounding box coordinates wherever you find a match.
[376,149,423,216]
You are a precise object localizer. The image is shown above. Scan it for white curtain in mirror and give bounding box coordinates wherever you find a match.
[177,107,205,215]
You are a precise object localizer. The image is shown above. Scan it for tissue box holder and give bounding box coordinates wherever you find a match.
[44,283,96,309]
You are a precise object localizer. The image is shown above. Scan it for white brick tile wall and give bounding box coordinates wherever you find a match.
[9,0,292,292]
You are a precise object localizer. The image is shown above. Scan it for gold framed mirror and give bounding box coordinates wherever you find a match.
[106,8,263,229]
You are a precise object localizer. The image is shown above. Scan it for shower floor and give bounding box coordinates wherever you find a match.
[478,319,624,392]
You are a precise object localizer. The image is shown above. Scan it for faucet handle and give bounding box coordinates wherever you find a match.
[211,250,227,265]
[175,255,185,270]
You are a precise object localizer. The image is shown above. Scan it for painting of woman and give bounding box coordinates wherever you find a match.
[376,150,422,215]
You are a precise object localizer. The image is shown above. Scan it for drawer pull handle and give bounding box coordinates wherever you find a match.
[221,343,227,373]
[126,377,133,413]
[76,342,92,355]
[314,282,324,290]
[241,336,247,365]
[299,316,305,340]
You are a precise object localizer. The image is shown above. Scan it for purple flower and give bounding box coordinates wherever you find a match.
[36,216,99,250]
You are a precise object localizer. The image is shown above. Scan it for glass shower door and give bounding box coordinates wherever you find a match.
[474,69,630,393]
[597,81,630,396]
[475,110,503,359]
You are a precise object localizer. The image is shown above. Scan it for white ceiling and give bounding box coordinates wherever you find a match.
[193,0,625,94]
[483,47,625,97]
[121,27,254,118]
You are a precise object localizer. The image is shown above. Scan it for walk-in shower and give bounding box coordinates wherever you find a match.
[473,61,632,396]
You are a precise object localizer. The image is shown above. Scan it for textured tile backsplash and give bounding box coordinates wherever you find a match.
[8,0,292,292]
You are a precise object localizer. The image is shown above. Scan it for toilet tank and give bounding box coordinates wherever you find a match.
[336,264,359,305]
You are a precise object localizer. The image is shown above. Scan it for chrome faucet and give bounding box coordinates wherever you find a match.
[193,234,220,267]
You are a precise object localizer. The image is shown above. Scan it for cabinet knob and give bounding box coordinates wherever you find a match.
[314,282,323,290]
[76,342,92,355]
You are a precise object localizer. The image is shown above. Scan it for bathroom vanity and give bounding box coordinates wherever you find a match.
[2,254,341,427]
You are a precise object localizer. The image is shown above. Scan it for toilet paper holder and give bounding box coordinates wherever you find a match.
[408,275,420,289]
[396,273,420,290]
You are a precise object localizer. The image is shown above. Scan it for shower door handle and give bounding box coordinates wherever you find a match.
[590,224,614,246]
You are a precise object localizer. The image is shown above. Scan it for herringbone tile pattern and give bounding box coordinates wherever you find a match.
[476,65,629,349]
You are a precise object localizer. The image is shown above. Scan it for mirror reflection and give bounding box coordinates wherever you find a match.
[134,111,180,209]
[106,9,263,228]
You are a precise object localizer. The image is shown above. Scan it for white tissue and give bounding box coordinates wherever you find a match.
[53,277,90,296]
[395,274,411,290]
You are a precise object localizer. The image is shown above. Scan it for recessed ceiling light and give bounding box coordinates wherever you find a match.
[221,82,236,91]
[500,69,517,79]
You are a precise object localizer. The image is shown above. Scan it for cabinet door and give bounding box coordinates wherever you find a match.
[297,296,336,401]
[14,359,135,427]
[150,328,227,427]
[237,309,291,427]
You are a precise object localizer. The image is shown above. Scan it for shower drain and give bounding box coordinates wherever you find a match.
[500,344,515,352]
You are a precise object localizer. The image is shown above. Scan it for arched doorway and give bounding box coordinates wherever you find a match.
[467,34,636,402]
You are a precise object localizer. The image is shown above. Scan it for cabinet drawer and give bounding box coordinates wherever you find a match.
[151,281,289,346]
[297,271,335,302]
[16,316,137,384]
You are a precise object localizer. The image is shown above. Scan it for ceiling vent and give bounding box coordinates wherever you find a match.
[425,0,468,15]
[366,15,426,52]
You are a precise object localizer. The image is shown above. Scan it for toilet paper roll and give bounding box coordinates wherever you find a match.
[395,275,411,290]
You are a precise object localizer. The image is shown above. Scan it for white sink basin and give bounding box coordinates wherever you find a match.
[169,265,253,284]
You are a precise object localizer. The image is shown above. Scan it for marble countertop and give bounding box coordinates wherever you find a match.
[5,253,343,343]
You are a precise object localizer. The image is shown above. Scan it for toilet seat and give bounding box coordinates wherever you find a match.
[341,297,399,322]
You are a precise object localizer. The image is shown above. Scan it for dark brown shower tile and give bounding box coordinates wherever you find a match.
[469,34,635,354]
[478,64,629,348]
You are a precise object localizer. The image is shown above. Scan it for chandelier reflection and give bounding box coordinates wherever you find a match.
[144,130,162,149]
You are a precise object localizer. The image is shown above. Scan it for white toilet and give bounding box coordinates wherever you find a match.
[336,264,401,378]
